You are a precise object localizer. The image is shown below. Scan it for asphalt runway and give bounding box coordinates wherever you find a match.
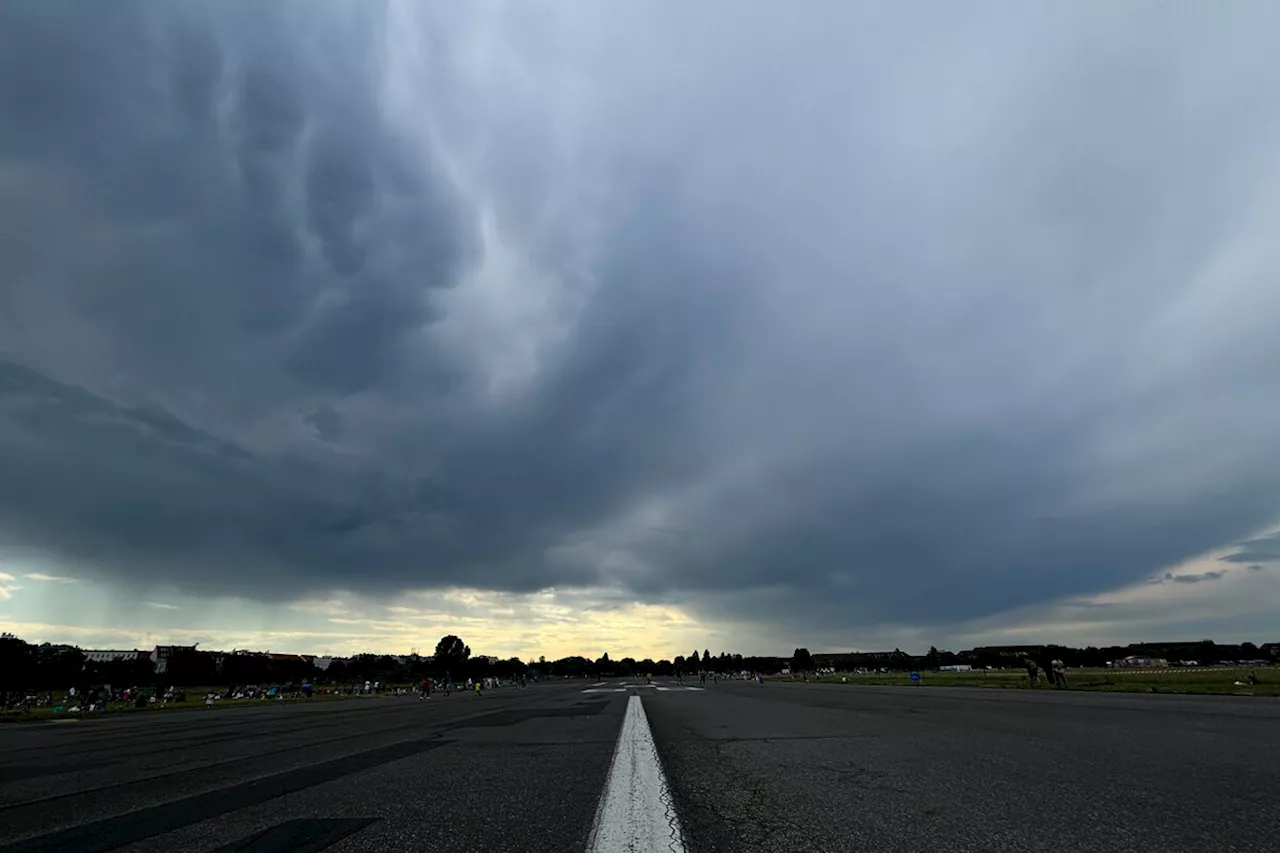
[1,680,1277,852]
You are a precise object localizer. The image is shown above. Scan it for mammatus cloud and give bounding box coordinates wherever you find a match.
[2,2,1280,647]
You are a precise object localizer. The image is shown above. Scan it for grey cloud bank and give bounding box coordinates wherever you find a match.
[2,1,1280,638]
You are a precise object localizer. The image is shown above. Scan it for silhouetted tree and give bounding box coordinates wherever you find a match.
[791,648,813,673]
[0,635,35,692]
[434,635,471,679]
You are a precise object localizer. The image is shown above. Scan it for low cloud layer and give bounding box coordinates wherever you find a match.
[3,2,1280,644]
[1220,534,1280,565]
[1163,571,1226,585]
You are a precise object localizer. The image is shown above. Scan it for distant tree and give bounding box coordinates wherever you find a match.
[673,655,686,672]
[791,648,813,673]
[689,650,701,669]
[163,648,216,687]
[926,646,941,670]
[468,655,492,681]
[620,657,637,674]
[87,655,160,689]
[434,635,471,678]
[0,635,35,692]
[703,649,711,667]
[494,657,527,679]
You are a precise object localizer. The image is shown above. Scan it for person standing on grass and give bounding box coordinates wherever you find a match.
[1025,658,1039,687]
[1040,655,1057,687]
[1052,659,1067,689]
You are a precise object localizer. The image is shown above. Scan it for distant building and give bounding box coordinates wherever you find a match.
[1114,655,1168,668]
[150,644,197,674]
[84,649,146,664]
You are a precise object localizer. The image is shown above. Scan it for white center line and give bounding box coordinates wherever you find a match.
[587,694,686,853]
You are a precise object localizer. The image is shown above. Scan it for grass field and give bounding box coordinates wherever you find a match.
[787,667,1280,696]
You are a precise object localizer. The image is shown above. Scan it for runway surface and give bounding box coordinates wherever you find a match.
[1,680,1277,852]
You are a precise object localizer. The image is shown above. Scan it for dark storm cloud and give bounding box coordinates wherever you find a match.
[0,359,596,596]
[2,2,1280,637]
[0,1,476,405]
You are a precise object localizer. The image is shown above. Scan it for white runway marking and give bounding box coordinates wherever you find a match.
[587,695,685,853]
[583,688,629,693]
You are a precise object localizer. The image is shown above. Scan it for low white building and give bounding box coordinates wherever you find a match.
[1114,655,1168,668]
[84,649,145,664]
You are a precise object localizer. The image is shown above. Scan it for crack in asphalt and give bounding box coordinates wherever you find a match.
[651,734,686,853]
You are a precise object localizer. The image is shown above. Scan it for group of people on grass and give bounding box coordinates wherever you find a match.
[418,674,528,699]
[1025,657,1069,688]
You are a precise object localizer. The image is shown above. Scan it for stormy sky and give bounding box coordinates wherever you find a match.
[3,1,1280,656]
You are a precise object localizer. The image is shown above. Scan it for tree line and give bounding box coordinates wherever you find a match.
[5,631,1271,696]
[0,633,789,694]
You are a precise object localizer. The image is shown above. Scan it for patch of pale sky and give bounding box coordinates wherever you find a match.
[948,551,1280,649]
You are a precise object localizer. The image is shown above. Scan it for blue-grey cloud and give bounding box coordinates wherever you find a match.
[1163,571,1227,585]
[1220,534,1280,564]
[2,1,1280,640]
